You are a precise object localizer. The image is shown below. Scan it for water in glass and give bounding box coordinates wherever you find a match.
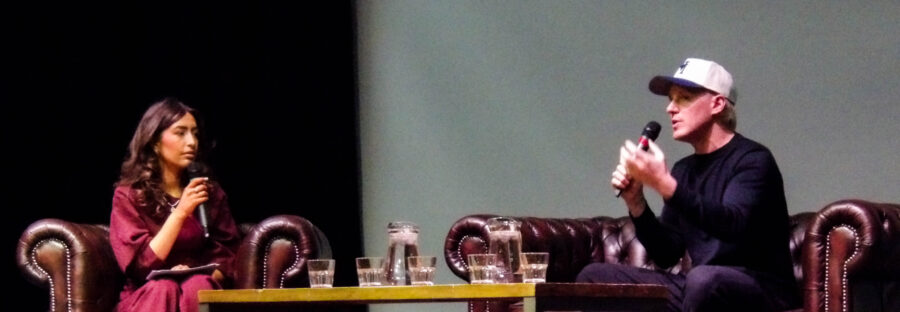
[469,264,499,284]
[356,257,385,287]
[409,266,435,285]
[522,263,548,283]
[309,270,334,288]
[357,267,385,287]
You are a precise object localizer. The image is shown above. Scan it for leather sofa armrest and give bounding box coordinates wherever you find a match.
[444,214,604,282]
[802,199,900,312]
[234,215,332,289]
[444,215,495,281]
[17,218,121,312]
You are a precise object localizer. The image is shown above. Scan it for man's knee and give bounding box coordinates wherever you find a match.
[684,266,727,293]
[576,263,629,283]
[683,266,763,311]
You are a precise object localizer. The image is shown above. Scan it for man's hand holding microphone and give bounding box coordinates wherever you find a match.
[612,121,677,217]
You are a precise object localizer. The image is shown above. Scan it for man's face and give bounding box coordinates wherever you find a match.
[665,85,717,142]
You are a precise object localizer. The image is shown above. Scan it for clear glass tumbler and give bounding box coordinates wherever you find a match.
[307,259,335,288]
[467,253,500,284]
[356,256,386,287]
[407,255,437,286]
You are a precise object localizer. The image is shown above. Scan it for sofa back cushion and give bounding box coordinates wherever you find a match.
[445,212,815,285]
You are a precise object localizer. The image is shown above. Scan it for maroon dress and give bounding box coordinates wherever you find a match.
[110,184,241,312]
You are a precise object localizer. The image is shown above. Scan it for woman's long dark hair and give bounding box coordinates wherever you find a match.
[117,97,209,217]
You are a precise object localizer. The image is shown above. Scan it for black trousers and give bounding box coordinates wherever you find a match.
[575,263,801,312]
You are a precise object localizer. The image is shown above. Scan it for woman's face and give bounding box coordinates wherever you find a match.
[155,113,199,173]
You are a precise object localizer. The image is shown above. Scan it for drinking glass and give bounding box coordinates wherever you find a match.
[407,256,436,286]
[467,253,499,284]
[307,259,335,288]
[519,252,549,283]
[356,257,386,287]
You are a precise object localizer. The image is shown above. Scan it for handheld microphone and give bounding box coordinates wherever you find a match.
[615,121,662,198]
[186,161,210,238]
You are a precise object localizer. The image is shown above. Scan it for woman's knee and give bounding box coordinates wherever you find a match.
[141,279,180,296]
[180,274,219,293]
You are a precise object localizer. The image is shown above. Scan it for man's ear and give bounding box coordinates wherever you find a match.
[710,94,727,115]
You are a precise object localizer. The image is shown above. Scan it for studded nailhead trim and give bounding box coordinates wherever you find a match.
[280,243,301,288]
[457,235,473,272]
[823,225,859,312]
[457,234,490,312]
[262,237,300,288]
[31,239,72,312]
[456,235,488,273]
[262,242,268,287]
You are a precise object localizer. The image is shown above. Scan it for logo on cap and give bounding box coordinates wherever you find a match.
[678,60,689,74]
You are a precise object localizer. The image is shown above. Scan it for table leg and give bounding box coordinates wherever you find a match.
[523,297,536,312]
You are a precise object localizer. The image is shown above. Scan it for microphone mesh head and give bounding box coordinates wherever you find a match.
[643,121,662,140]
[186,161,206,179]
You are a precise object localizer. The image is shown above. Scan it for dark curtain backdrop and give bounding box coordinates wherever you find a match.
[2,3,363,311]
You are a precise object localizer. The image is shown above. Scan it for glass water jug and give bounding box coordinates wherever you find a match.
[385,221,420,285]
[487,216,522,283]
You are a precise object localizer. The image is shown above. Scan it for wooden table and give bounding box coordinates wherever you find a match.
[199,282,669,312]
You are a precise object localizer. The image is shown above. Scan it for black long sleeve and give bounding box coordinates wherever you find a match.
[631,205,685,269]
[631,133,796,282]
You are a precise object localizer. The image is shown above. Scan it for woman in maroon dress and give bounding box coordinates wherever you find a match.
[110,98,241,312]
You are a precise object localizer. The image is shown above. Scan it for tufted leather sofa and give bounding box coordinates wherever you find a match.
[444,199,900,312]
[17,214,331,312]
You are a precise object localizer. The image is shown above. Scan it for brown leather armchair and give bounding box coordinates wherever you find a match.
[17,215,331,312]
[444,199,900,312]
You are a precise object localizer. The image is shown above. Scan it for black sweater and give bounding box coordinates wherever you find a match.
[632,133,796,284]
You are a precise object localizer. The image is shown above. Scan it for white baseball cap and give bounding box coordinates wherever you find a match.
[648,58,736,104]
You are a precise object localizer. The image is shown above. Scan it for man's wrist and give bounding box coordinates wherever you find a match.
[652,174,677,201]
[627,196,648,218]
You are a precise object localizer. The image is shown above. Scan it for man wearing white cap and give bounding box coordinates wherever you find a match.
[577,58,801,311]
